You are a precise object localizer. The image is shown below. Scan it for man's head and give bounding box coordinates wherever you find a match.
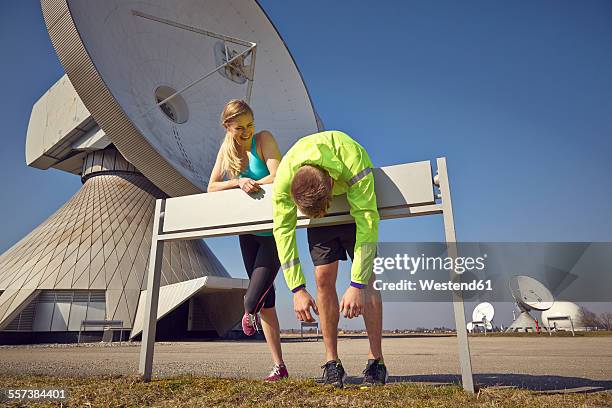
[291,165,333,218]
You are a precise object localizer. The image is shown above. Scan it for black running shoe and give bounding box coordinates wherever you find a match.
[320,360,347,388]
[362,359,388,386]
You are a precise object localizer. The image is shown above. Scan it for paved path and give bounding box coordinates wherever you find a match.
[1,336,611,392]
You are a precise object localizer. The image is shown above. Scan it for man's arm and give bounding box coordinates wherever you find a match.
[346,163,379,288]
[339,162,379,319]
[272,178,306,292]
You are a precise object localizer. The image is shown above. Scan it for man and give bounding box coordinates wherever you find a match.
[272,130,386,388]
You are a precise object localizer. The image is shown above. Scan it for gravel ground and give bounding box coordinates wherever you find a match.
[0,336,610,393]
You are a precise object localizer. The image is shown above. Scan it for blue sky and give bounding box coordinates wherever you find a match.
[1,1,611,329]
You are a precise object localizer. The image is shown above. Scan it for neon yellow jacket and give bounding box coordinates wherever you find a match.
[272,131,379,292]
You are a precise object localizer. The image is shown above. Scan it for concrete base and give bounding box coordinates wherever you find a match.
[506,311,539,332]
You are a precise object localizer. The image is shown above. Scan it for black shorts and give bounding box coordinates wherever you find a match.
[307,223,356,266]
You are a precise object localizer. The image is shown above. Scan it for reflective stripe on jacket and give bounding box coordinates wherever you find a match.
[272,131,379,291]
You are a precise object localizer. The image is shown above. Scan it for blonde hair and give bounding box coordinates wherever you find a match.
[219,99,254,178]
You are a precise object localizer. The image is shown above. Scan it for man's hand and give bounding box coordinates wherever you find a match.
[238,177,260,193]
[293,288,319,322]
[339,286,365,319]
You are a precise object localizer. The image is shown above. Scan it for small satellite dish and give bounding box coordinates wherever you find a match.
[472,302,495,323]
[470,302,495,334]
[506,275,554,332]
[467,320,492,334]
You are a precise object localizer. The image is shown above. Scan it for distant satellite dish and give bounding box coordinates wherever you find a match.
[43,0,322,197]
[472,302,495,323]
[467,319,492,334]
[506,275,554,332]
[509,275,554,311]
[469,302,495,334]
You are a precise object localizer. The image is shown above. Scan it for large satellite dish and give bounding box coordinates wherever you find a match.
[509,275,554,311]
[41,0,322,197]
[0,0,323,340]
[506,275,554,332]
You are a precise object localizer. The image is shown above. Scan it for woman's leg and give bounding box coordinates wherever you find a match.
[260,306,283,365]
[247,235,283,365]
[239,234,259,313]
[243,236,279,314]
[243,264,277,315]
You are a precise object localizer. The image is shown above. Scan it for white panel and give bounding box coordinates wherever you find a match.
[72,127,110,151]
[131,293,146,338]
[0,288,38,329]
[163,161,435,233]
[32,302,54,332]
[373,161,435,207]
[130,276,248,338]
[164,187,275,233]
[86,302,106,331]
[68,302,88,331]
[50,302,70,331]
[25,75,92,169]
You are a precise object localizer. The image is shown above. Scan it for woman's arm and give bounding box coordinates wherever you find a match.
[208,145,260,193]
[207,149,239,192]
[255,131,282,185]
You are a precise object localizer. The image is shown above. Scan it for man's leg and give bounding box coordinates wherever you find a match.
[315,261,340,362]
[339,224,383,361]
[363,272,383,360]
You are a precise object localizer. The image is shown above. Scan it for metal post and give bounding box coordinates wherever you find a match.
[139,199,166,382]
[437,157,475,393]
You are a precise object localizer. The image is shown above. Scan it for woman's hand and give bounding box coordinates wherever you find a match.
[238,177,261,193]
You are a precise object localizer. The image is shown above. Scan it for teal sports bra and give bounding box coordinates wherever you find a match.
[239,134,272,237]
[240,134,270,181]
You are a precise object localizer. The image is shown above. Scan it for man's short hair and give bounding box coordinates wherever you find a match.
[291,165,332,218]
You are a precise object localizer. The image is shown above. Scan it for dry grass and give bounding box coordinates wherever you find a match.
[0,375,611,407]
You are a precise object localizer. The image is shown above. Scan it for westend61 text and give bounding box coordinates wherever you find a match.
[373,279,493,292]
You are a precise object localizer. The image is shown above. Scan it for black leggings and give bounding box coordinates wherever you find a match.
[239,234,281,314]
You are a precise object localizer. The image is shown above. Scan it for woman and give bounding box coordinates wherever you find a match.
[208,99,287,381]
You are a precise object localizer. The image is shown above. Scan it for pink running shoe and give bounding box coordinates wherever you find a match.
[265,364,289,382]
[241,312,259,336]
